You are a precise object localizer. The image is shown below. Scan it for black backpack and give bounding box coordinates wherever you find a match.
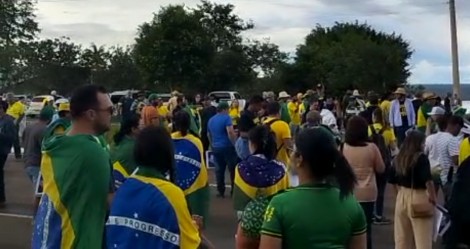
[264,119,284,153]
[369,125,391,168]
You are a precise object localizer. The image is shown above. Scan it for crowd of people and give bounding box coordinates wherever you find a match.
[0,83,470,249]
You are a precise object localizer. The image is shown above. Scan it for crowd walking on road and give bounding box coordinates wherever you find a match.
[1,84,470,248]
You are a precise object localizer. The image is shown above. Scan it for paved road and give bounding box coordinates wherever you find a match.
[0,155,439,249]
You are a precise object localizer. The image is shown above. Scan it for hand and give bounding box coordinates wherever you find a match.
[426,117,433,126]
[192,215,204,231]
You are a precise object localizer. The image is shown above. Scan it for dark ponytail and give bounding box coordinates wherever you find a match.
[295,128,356,199]
[114,114,140,145]
[248,126,277,161]
[332,150,356,198]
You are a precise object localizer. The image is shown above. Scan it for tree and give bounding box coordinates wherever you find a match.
[19,37,89,94]
[0,0,40,88]
[134,1,287,93]
[134,5,214,91]
[286,22,412,95]
[101,46,144,90]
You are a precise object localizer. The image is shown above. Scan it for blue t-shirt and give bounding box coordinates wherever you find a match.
[208,113,233,149]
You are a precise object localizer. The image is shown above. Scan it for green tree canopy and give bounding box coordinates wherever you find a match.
[0,0,39,87]
[280,22,412,95]
[133,1,285,94]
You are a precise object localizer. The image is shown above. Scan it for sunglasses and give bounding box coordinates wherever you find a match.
[94,106,114,115]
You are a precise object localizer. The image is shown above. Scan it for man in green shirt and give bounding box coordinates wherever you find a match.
[278,91,291,124]
[33,85,114,249]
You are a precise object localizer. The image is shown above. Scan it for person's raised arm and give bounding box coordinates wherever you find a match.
[349,233,367,249]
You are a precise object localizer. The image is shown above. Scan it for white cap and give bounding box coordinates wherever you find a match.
[352,90,360,96]
[51,90,57,95]
[278,91,290,99]
[427,106,445,116]
[461,123,470,135]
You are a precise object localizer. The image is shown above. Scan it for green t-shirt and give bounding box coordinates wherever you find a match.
[261,184,366,249]
[33,134,111,248]
[280,102,291,124]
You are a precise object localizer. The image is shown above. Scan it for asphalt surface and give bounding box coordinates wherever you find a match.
[0,155,441,249]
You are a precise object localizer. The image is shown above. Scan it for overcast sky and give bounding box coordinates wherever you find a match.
[36,0,470,84]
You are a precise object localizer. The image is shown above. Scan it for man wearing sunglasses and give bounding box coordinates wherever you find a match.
[32,85,114,249]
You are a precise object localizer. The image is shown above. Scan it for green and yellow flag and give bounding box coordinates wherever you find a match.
[33,134,112,249]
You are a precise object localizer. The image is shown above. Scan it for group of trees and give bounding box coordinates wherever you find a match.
[0,0,413,96]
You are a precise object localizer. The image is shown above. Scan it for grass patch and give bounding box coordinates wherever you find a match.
[105,123,121,149]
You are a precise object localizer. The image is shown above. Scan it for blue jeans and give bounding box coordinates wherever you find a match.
[212,146,239,196]
[394,126,410,147]
[235,137,250,160]
[25,166,40,188]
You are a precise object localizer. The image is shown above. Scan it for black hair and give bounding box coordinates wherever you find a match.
[114,114,140,145]
[345,116,369,147]
[249,95,264,105]
[70,85,107,118]
[134,126,176,182]
[248,126,277,161]
[436,115,448,131]
[295,128,356,199]
[369,95,379,105]
[172,110,199,137]
[448,115,464,128]
[58,111,68,118]
[0,100,8,112]
[266,102,281,116]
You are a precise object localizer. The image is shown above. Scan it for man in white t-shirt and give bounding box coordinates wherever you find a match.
[425,116,463,194]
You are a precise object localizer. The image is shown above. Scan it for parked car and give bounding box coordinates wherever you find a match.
[26,95,56,117]
[208,91,246,110]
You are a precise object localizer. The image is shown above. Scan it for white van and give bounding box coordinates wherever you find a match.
[208,91,246,110]
[26,95,55,117]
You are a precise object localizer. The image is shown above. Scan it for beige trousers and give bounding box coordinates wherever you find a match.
[394,187,434,249]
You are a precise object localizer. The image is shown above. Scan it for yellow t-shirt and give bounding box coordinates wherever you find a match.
[287,102,301,125]
[263,117,292,167]
[6,101,25,120]
[229,107,240,125]
[158,105,169,117]
[368,123,396,147]
[459,137,470,166]
[416,106,427,129]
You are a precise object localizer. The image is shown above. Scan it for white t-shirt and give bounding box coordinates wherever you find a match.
[320,109,338,133]
[425,131,460,184]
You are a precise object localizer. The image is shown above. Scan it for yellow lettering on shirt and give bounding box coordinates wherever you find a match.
[264,206,275,222]
[399,104,407,117]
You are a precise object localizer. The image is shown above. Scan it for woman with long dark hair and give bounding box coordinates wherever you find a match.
[171,111,210,228]
[390,131,435,249]
[111,114,140,189]
[259,128,366,249]
[343,116,385,249]
[107,126,214,249]
[234,126,289,249]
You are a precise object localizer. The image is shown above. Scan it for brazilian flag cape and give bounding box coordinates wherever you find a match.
[43,118,71,143]
[32,134,111,249]
[417,103,433,133]
[106,167,201,249]
[233,155,289,212]
[171,132,210,224]
[280,102,291,124]
[183,106,200,136]
[111,136,137,189]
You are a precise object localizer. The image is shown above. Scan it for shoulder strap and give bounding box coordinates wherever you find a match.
[378,127,387,135]
[265,118,280,127]
[265,118,284,153]
[369,125,377,135]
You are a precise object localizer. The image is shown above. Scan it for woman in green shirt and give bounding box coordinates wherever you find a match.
[259,128,367,249]
[111,114,140,189]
